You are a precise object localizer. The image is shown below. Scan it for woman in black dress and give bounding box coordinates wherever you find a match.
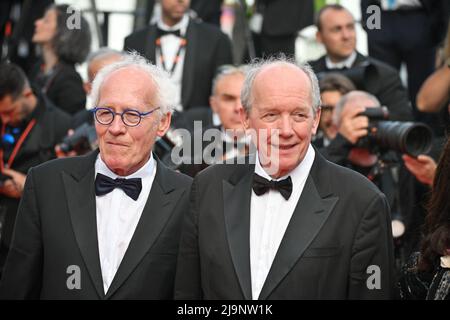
[399,137,450,300]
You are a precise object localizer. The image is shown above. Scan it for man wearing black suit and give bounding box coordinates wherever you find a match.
[0,53,192,299]
[177,64,248,176]
[308,4,413,122]
[175,58,395,299]
[124,0,232,111]
[252,0,314,57]
[0,62,71,275]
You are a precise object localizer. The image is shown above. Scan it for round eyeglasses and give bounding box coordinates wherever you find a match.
[91,107,160,127]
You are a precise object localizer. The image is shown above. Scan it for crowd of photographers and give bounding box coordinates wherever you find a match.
[0,0,449,299]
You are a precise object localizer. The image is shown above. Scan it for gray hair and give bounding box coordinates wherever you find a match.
[240,56,321,115]
[51,4,91,64]
[90,51,176,114]
[86,47,124,66]
[211,64,247,96]
[333,90,380,126]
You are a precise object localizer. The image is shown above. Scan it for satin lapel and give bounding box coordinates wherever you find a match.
[258,175,339,300]
[145,25,157,63]
[105,162,184,298]
[63,151,104,299]
[222,167,253,300]
[181,20,196,108]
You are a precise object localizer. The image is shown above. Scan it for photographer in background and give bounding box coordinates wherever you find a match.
[313,73,356,148]
[0,62,71,276]
[321,91,422,272]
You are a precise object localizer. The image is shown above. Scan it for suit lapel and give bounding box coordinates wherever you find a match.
[105,159,185,298]
[63,150,105,299]
[145,25,157,63]
[181,20,196,108]
[222,162,254,300]
[258,155,339,300]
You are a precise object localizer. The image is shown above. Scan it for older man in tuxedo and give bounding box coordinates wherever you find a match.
[175,57,395,299]
[0,53,192,299]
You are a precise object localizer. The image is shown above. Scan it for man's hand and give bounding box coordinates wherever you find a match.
[0,168,26,198]
[337,105,369,144]
[55,129,77,158]
[402,154,437,186]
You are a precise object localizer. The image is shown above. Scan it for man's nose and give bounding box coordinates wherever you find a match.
[107,114,127,134]
[279,116,294,137]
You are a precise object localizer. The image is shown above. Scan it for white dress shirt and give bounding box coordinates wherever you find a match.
[250,144,315,300]
[156,14,189,112]
[325,50,357,70]
[95,154,157,294]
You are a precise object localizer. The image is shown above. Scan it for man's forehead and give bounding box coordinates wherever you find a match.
[321,8,354,27]
[254,64,310,92]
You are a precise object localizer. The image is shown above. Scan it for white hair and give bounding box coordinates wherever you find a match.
[90,51,176,114]
[240,56,321,115]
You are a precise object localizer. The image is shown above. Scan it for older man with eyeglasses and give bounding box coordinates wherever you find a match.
[0,53,192,300]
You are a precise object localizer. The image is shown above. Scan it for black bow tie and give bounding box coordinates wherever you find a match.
[252,174,293,200]
[95,173,142,201]
[157,27,181,38]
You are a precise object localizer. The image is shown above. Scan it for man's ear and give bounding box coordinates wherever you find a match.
[210,95,218,114]
[22,87,33,98]
[156,112,172,137]
[316,30,323,44]
[83,82,92,95]
[312,107,321,135]
[239,107,249,130]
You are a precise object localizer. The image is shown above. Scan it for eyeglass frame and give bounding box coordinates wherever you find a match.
[91,106,161,127]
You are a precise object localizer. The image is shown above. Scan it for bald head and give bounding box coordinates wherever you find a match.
[241,58,321,115]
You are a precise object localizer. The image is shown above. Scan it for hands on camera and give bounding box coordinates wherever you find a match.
[0,168,26,198]
[337,104,369,144]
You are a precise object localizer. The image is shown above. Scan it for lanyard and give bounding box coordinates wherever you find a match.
[0,119,37,171]
[156,37,187,75]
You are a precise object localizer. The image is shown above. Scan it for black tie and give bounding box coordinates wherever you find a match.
[157,27,181,38]
[95,173,142,201]
[252,174,293,200]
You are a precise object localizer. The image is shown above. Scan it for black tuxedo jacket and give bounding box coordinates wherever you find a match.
[124,19,233,110]
[0,150,192,299]
[308,52,413,122]
[258,0,314,36]
[175,150,395,299]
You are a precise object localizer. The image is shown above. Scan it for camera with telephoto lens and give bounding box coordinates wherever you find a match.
[356,106,433,157]
[59,123,97,154]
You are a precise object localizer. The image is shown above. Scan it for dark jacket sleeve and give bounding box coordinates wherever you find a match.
[0,169,43,299]
[174,178,203,299]
[47,67,86,115]
[348,192,395,299]
[371,62,414,121]
[318,133,353,166]
[211,31,233,75]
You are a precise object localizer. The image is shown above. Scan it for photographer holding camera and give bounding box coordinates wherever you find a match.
[320,90,433,273]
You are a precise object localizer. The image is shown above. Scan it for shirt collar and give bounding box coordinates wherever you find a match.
[254,143,315,187]
[95,152,156,180]
[157,14,189,37]
[325,51,357,69]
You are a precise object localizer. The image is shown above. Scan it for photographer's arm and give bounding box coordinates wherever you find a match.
[416,64,450,113]
[402,154,436,186]
[0,168,26,198]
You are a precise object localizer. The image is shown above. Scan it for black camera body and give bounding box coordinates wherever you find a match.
[356,107,433,157]
[59,123,97,154]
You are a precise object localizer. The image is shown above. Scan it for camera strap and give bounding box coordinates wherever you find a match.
[0,119,37,171]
